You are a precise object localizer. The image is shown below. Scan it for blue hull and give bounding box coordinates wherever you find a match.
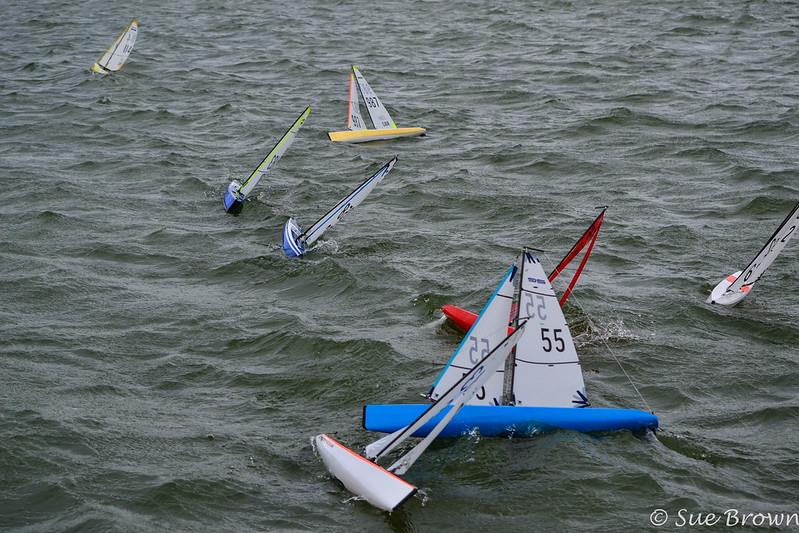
[363,404,658,438]
[282,218,305,258]
[224,190,244,214]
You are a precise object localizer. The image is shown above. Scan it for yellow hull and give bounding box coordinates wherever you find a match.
[91,62,109,74]
[328,127,426,144]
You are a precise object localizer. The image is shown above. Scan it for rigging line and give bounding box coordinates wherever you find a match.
[541,251,653,413]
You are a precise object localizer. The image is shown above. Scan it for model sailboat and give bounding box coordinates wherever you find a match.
[91,19,139,74]
[224,106,311,214]
[327,66,426,143]
[282,157,398,258]
[442,208,606,333]
[314,325,527,512]
[708,201,799,305]
[364,250,658,437]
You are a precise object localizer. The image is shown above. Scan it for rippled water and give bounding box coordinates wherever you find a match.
[2,0,798,531]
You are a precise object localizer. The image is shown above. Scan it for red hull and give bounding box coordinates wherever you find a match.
[442,304,514,334]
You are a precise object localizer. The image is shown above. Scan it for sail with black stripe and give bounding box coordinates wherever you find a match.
[300,156,397,246]
[727,202,799,295]
[93,19,139,73]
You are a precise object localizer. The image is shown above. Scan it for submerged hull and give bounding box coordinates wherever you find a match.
[441,304,515,335]
[223,180,245,214]
[707,270,748,305]
[282,218,305,258]
[441,304,477,333]
[364,404,658,437]
[313,434,416,512]
[223,191,244,214]
[328,127,426,144]
[91,62,109,74]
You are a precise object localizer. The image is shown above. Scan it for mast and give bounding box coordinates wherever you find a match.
[501,249,525,405]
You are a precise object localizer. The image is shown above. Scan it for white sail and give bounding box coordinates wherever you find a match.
[300,156,397,246]
[239,106,311,197]
[428,265,516,405]
[352,66,397,130]
[365,324,527,474]
[96,20,139,72]
[347,73,366,131]
[511,251,588,408]
[727,202,799,295]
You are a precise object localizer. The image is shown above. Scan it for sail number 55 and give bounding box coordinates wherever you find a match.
[524,293,547,320]
[541,328,565,352]
[468,336,490,364]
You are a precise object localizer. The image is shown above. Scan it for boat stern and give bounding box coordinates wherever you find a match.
[313,434,416,512]
[707,271,747,305]
[282,218,305,258]
[91,63,109,74]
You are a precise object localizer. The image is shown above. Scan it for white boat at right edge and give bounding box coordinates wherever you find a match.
[708,201,799,306]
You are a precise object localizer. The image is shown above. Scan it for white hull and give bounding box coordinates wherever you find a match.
[313,434,416,512]
[707,271,748,305]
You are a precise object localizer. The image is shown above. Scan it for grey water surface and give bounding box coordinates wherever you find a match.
[1,0,798,531]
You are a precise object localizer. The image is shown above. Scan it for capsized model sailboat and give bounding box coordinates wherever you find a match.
[224,106,311,215]
[442,208,606,333]
[708,201,799,306]
[364,250,658,437]
[314,325,527,512]
[327,66,426,143]
[282,156,397,258]
[91,19,139,74]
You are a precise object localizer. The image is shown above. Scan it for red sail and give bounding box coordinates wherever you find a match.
[442,209,606,332]
[548,208,606,306]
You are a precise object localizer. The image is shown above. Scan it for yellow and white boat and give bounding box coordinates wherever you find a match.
[91,19,139,74]
[328,65,426,144]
